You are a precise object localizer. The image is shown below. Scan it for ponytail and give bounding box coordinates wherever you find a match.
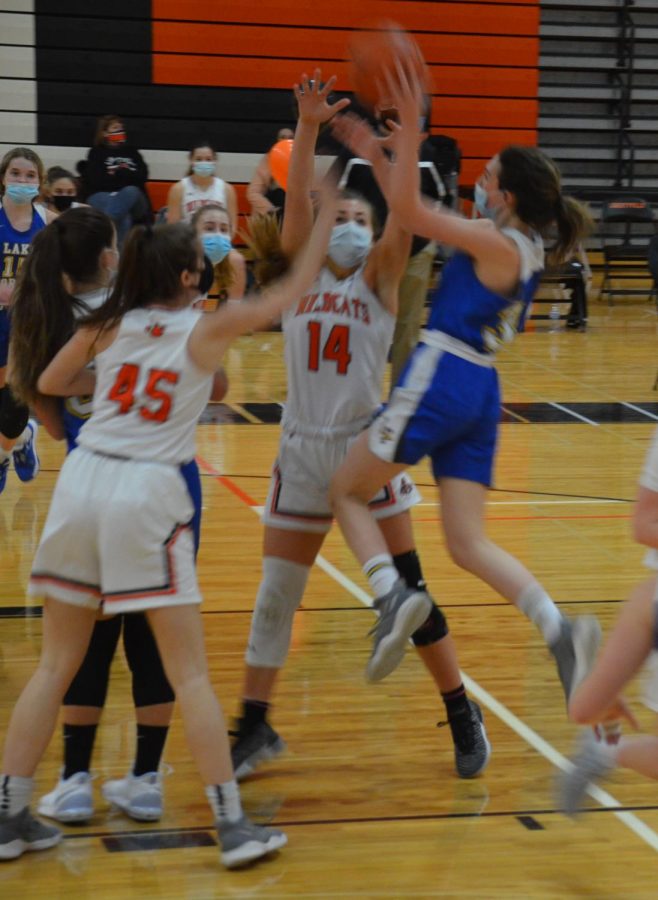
[550,193,593,267]
[243,213,291,287]
[498,146,593,266]
[10,207,114,404]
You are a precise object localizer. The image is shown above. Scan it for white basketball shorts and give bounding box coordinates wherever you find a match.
[262,429,421,534]
[29,447,201,613]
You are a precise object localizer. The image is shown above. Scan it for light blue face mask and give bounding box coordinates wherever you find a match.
[327,221,372,269]
[5,183,39,205]
[474,183,493,219]
[193,161,216,178]
[202,233,232,265]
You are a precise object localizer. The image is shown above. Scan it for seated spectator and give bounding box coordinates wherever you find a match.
[83,114,150,245]
[191,203,246,310]
[246,127,294,218]
[42,166,86,214]
[167,142,237,233]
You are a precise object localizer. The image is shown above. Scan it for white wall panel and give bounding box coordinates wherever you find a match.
[0,11,34,45]
[0,79,36,111]
[0,111,35,144]
[0,44,35,79]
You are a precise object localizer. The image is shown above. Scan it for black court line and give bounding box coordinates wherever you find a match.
[0,598,626,620]
[203,401,658,427]
[60,801,658,847]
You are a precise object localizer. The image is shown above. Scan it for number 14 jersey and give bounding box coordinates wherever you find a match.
[282,264,395,435]
[78,306,212,465]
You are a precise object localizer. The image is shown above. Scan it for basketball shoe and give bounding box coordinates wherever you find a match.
[439,699,492,779]
[0,808,62,860]
[217,815,287,868]
[38,771,94,823]
[102,771,163,821]
[231,720,286,781]
[367,579,433,682]
[12,419,40,482]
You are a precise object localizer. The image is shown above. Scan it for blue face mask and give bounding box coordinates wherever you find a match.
[202,233,232,265]
[5,183,39,205]
[328,221,372,269]
[193,161,216,178]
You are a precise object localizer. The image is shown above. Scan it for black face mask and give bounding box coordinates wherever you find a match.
[198,255,215,295]
[52,195,75,212]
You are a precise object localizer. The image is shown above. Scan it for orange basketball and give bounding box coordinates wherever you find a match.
[348,22,429,110]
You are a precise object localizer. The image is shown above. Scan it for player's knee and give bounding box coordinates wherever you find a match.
[123,614,175,706]
[444,532,480,571]
[245,556,310,669]
[412,604,449,646]
[0,386,29,439]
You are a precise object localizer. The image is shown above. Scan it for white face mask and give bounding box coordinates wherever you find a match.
[328,221,372,269]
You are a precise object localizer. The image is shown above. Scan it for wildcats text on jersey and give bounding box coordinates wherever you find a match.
[294,291,371,324]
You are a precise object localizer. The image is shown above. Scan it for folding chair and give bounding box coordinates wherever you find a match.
[598,197,658,304]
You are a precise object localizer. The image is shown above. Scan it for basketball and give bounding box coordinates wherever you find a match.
[348,22,429,110]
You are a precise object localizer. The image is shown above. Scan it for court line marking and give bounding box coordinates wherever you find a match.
[197,455,658,855]
[548,402,599,426]
[622,401,658,422]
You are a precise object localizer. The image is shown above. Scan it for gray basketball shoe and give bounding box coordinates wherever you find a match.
[366,580,433,682]
[0,807,62,861]
[217,815,287,868]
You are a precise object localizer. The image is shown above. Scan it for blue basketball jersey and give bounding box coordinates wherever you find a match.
[0,202,47,287]
[426,228,544,354]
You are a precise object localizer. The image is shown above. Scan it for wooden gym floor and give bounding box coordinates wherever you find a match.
[1,297,657,898]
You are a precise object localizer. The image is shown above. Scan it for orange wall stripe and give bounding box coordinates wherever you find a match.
[153,57,538,99]
[153,23,539,68]
[153,1,539,35]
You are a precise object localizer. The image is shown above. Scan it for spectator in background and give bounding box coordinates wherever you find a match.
[167,142,237,234]
[191,203,246,309]
[84,115,150,245]
[246,127,294,218]
[42,166,86,214]
[335,99,458,385]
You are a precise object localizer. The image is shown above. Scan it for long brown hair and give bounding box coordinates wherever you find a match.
[81,222,200,332]
[243,214,290,287]
[10,207,114,404]
[498,146,593,266]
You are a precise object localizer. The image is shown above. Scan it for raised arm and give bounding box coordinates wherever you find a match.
[383,64,519,278]
[280,70,349,260]
[188,178,337,371]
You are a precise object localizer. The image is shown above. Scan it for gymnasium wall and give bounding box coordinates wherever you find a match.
[0,0,540,214]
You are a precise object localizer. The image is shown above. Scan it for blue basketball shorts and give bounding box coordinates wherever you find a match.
[369,343,500,486]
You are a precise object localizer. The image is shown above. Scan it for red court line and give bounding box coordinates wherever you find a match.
[196,455,258,508]
[415,513,631,523]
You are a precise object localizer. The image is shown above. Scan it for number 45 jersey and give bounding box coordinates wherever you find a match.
[282,264,395,435]
[78,306,212,465]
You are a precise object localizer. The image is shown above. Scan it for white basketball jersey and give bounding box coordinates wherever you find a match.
[181,176,227,222]
[78,306,212,464]
[281,265,395,434]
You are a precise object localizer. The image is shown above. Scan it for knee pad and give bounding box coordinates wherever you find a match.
[393,550,425,592]
[0,386,29,440]
[412,603,449,647]
[245,556,311,669]
[63,616,122,707]
[123,613,175,707]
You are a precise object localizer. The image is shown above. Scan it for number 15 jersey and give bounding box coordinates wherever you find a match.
[78,306,212,465]
[281,264,395,435]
